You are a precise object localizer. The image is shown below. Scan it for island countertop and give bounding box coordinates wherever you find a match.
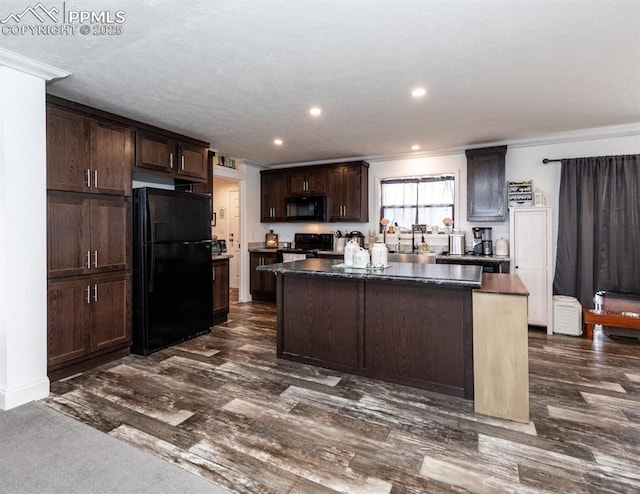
[257,258,483,288]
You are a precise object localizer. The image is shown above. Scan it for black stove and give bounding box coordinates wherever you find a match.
[277,233,334,261]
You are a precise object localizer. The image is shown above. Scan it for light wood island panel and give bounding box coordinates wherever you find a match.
[473,273,530,423]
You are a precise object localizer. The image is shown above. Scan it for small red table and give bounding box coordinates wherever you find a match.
[582,308,640,340]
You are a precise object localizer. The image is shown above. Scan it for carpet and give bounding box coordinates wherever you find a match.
[0,402,229,494]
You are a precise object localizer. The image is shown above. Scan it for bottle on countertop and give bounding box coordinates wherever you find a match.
[344,239,359,266]
[371,241,388,267]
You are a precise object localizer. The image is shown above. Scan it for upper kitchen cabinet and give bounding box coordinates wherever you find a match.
[261,170,288,222]
[47,105,133,196]
[327,161,369,222]
[466,146,507,222]
[288,168,327,195]
[134,130,208,183]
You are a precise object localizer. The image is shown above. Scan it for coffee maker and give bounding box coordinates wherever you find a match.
[472,227,492,255]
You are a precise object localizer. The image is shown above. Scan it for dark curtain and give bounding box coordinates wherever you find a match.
[553,154,640,307]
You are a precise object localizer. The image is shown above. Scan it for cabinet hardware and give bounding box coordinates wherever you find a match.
[181,155,185,171]
[93,250,98,269]
[85,285,91,304]
[86,250,91,269]
[93,283,98,302]
[169,153,174,169]
[86,169,92,188]
[94,169,98,188]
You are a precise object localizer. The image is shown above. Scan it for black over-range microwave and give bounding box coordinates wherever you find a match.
[285,195,327,221]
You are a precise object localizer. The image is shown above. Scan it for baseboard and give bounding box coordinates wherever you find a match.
[0,377,50,410]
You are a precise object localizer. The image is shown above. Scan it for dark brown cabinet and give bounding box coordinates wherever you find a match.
[288,168,327,195]
[250,252,277,302]
[213,257,230,324]
[47,272,131,371]
[466,146,507,222]
[327,161,369,222]
[261,171,288,222]
[135,130,208,182]
[260,161,368,223]
[47,193,131,279]
[47,106,132,196]
[47,98,135,380]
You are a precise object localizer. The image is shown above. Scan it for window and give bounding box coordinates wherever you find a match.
[380,175,454,231]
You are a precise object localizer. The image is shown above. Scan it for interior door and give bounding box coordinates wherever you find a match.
[229,189,240,289]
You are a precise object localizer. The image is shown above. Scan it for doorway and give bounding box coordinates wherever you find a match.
[213,177,241,290]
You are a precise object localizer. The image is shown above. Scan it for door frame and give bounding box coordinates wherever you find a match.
[212,167,249,302]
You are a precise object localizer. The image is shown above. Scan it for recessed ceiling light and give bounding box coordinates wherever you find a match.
[411,87,427,98]
[273,138,283,146]
[309,106,322,116]
[411,144,420,151]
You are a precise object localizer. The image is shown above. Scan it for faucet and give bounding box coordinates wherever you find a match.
[411,225,416,253]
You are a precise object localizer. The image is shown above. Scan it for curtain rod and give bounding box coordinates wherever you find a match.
[542,158,562,164]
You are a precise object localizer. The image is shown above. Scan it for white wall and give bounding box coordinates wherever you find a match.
[0,67,50,409]
[245,131,640,281]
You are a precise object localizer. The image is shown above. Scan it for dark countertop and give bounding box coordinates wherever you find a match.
[436,254,511,262]
[475,273,528,295]
[248,248,280,253]
[257,258,482,288]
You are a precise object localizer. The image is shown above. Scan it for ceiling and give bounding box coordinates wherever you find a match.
[2,0,640,166]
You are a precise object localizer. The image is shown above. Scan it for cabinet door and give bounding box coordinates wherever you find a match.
[213,260,230,313]
[177,142,208,181]
[91,272,131,353]
[91,197,131,273]
[289,172,308,195]
[47,278,91,367]
[91,119,133,196]
[261,172,287,222]
[261,253,277,294]
[135,130,174,174]
[341,165,365,221]
[47,106,91,193]
[289,169,326,195]
[327,163,368,221]
[327,167,345,220]
[249,253,262,293]
[466,146,507,221]
[250,253,277,298]
[306,169,327,194]
[47,194,91,278]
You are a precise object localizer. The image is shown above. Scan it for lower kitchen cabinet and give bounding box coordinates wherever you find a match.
[213,257,230,324]
[47,271,131,379]
[250,252,277,302]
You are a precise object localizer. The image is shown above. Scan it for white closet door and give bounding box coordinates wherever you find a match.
[511,208,552,330]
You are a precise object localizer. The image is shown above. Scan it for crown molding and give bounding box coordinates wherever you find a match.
[0,47,69,81]
[265,123,640,168]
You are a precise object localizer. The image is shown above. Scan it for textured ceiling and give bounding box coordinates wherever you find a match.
[2,0,640,165]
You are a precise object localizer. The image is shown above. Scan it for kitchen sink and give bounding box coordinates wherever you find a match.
[388,252,436,264]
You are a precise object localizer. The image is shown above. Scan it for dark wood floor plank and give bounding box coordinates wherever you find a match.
[42,290,640,494]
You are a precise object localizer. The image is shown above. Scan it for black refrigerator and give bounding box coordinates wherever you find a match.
[132,187,213,355]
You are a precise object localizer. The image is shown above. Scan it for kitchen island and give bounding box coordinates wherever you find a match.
[258,258,482,399]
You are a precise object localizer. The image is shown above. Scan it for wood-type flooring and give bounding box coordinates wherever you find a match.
[44,291,640,493]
